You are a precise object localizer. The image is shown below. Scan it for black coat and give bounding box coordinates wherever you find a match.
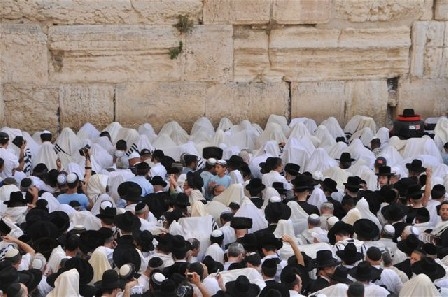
[259,280,289,297]
[308,276,330,293]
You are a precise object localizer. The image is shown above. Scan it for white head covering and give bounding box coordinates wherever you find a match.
[33,142,58,170]
[39,192,61,213]
[90,193,116,216]
[304,148,338,174]
[273,219,295,238]
[234,198,268,233]
[218,118,233,132]
[321,117,345,140]
[103,122,122,143]
[47,269,81,297]
[77,123,100,141]
[66,162,84,181]
[267,114,290,137]
[89,248,112,284]
[257,122,287,149]
[399,273,440,297]
[375,127,390,148]
[159,121,189,145]
[316,283,349,297]
[138,123,158,142]
[213,184,246,207]
[86,174,108,202]
[356,198,382,231]
[191,117,215,140]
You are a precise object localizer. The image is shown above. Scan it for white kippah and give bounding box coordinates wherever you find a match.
[100,201,113,210]
[66,173,78,184]
[41,130,51,135]
[5,247,19,258]
[207,158,217,165]
[383,225,395,235]
[327,216,339,226]
[31,253,47,270]
[269,196,281,203]
[128,152,140,159]
[57,174,67,185]
[309,214,320,220]
[152,272,166,284]
[119,264,134,278]
[211,230,223,237]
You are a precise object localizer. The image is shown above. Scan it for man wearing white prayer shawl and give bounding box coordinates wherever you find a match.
[150,149,167,178]
[218,212,236,247]
[0,132,23,179]
[33,131,58,171]
[399,273,441,297]
[205,230,225,264]
[262,157,292,192]
[47,268,81,297]
[431,201,448,248]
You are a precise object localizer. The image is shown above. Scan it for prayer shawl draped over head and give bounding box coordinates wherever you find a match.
[399,273,441,297]
[47,269,81,297]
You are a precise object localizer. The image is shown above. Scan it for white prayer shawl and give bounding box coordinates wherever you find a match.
[267,114,290,137]
[327,141,348,159]
[0,147,18,179]
[95,135,115,155]
[289,118,318,134]
[347,139,376,168]
[217,118,234,132]
[0,185,20,202]
[357,198,382,231]
[209,268,265,291]
[432,219,448,237]
[3,206,28,225]
[89,247,112,284]
[138,123,158,143]
[47,245,67,274]
[316,283,349,297]
[350,126,374,147]
[321,117,345,140]
[222,146,241,160]
[342,208,361,226]
[375,127,390,148]
[235,198,268,233]
[77,122,100,141]
[190,200,208,217]
[389,136,408,154]
[179,215,214,261]
[90,143,113,171]
[350,162,377,190]
[403,137,443,163]
[273,219,295,238]
[204,201,231,224]
[308,186,327,209]
[103,122,122,143]
[39,192,61,213]
[304,148,338,174]
[66,162,85,181]
[159,121,189,145]
[287,201,309,236]
[47,269,81,297]
[281,138,311,171]
[378,145,404,167]
[315,125,336,150]
[213,184,246,206]
[69,211,101,231]
[249,141,280,178]
[205,243,225,264]
[86,174,108,202]
[1,217,23,238]
[261,187,282,209]
[115,128,140,154]
[23,132,41,158]
[90,194,116,216]
[257,122,287,149]
[323,167,351,191]
[399,273,441,297]
[55,127,83,163]
[106,174,126,203]
[191,117,215,140]
[219,223,236,247]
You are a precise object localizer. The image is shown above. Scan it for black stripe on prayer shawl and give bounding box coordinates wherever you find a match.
[54,143,67,155]
[23,148,32,174]
[126,142,138,157]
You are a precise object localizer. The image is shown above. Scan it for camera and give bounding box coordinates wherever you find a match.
[79,145,91,156]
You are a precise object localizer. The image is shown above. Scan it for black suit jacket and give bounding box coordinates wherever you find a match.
[259,279,289,297]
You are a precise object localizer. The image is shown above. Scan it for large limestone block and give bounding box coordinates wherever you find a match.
[183,25,233,82]
[115,82,208,131]
[59,85,115,130]
[273,0,331,24]
[0,24,48,83]
[435,0,448,20]
[334,0,432,23]
[2,84,59,134]
[203,0,271,25]
[269,27,410,81]
[0,0,203,25]
[398,79,448,118]
[411,21,446,78]
[205,82,289,127]
[292,80,388,126]
[48,25,181,83]
[234,28,272,82]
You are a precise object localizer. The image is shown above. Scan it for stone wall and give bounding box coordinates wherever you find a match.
[1,0,448,134]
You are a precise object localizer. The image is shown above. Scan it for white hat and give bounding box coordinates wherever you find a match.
[383,224,395,235]
[66,173,78,184]
[5,247,19,258]
[100,201,113,210]
[152,272,166,285]
[57,174,67,185]
[211,230,224,238]
[327,216,339,227]
[269,196,281,203]
[128,152,140,159]
[207,158,217,165]
[309,214,320,220]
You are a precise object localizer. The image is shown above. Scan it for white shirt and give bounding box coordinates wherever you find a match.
[205,243,225,264]
[262,170,291,190]
[0,147,19,178]
[219,223,236,247]
[364,283,390,297]
[289,290,305,297]
[229,169,244,185]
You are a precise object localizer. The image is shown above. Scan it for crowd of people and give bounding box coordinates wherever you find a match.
[0,114,447,297]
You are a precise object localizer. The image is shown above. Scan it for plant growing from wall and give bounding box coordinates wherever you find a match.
[169,41,183,60]
[174,15,194,33]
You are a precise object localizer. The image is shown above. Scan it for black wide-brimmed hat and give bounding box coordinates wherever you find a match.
[292,175,315,192]
[226,155,244,168]
[354,219,380,240]
[343,176,362,190]
[407,184,423,199]
[4,191,26,207]
[175,192,190,207]
[330,266,353,284]
[400,109,419,118]
[202,146,223,160]
[381,203,407,222]
[119,181,142,202]
[265,200,291,222]
[230,217,252,229]
[260,233,283,250]
[322,178,338,193]
[101,269,122,291]
[338,152,355,162]
[17,268,42,292]
[397,234,422,255]
[314,250,341,268]
[225,275,260,297]
[406,159,426,173]
[114,211,141,233]
[96,207,117,220]
[327,221,354,245]
[336,243,363,265]
[150,176,167,187]
[48,211,70,237]
[245,178,265,195]
[272,182,287,194]
[411,257,446,281]
[376,166,394,177]
[349,261,382,282]
[284,163,300,176]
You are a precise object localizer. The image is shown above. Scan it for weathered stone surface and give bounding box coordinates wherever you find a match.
[48,25,181,83]
[273,0,331,24]
[411,21,446,78]
[435,0,448,21]
[183,25,233,82]
[269,27,411,81]
[203,0,271,25]
[0,0,203,25]
[0,24,48,83]
[398,79,448,118]
[2,84,59,134]
[334,0,432,23]
[115,82,208,131]
[292,80,388,126]
[205,82,290,127]
[59,85,115,130]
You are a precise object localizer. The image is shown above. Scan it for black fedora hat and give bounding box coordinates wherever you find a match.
[336,242,363,265]
[330,266,353,284]
[186,171,204,189]
[4,191,26,207]
[406,159,426,173]
[245,178,265,195]
[101,269,122,291]
[175,192,190,207]
[327,221,354,245]
[114,211,141,233]
[265,201,291,223]
[407,184,423,199]
[226,155,244,168]
[48,211,70,237]
[230,217,252,229]
[397,234,422,255]
[349,261,381,282]
[314,250,340,268]
[0,261,18,291]
[353,219,380,240]
[379,186,397,204]
[150,176,167,187]
[284,163,300,176]
[381,203,407,222]
[96,207,117,220]
[411,257,446,281]
[400,109,419,118]
[64,257,94,285]
[202,146,223,160]
[322,178,338,193]
[225,275,260,297]
[337,152,355,162]
[343,176,362,190]
[17,268,42,292]
[292,175,315,192]
[376,166,394,177]
[152,149,165,160]
[118,181,142,202]
[260,233,283,250]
